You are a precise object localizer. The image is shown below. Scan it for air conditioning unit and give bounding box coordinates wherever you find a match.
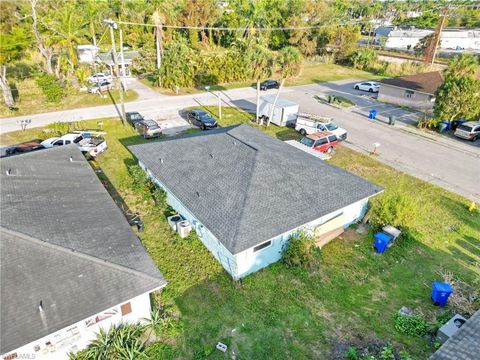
[436,314,467,344]
[167,214,184,231]
[177,220,192,238]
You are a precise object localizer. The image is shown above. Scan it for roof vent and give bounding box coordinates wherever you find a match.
[159,158,164,164]
[5,168,12,176]
[196,191,200,197]
[209,153,214,158]
[233,140,237,145]
[38,300,44,312]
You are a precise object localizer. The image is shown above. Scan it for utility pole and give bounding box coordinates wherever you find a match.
[424,8,448,65]
[104,19,126,126]
[152,11,163,87]
[119,28,127,90]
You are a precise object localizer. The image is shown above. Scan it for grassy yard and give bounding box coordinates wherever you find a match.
[2,110,479,359]
[0,78,138,117]
[140,63,380,96]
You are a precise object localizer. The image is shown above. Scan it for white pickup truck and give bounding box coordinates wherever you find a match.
[41,131,107,157]
[295,113,348,140]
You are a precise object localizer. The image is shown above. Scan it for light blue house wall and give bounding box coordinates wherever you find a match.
[140,161,370,280]
[234,197,369,279]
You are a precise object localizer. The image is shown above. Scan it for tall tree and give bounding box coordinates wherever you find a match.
[29,0,54,74]
[250,43,273,124]
[434,54,480,122]
[267,46,302,126]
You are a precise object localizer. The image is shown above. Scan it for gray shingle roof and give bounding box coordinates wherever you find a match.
[129,124,382,254]
[430,310,480,360]
[1,145,166,354]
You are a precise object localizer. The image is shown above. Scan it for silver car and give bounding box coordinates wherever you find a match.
[454,121,480,141]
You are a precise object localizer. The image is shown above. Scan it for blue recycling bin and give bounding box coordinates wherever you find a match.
[432,282,453,307]
[439,121,450,133]
[374,232,394,253]
[369,109,377,120]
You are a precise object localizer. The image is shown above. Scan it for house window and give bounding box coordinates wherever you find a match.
[121,302,132,316]
[253,240,271,252]
[405,90,414,98]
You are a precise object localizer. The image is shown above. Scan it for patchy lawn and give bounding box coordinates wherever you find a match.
[0,78,138,117]
[140,63,380,95]
[2,113,478,359]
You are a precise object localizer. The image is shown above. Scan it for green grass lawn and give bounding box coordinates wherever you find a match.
[141,63,380,96]
[0,78,138,117]
[2,111,478,359]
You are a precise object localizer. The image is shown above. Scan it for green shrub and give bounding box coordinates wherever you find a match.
[399,350,413,360]
[36,74,65,103]
[152,187,167,209]
[282,232,321,270]
[345,346,359,360]
[379,344,394,360]
[127,164,154,196]
[417,118,440,129]
[370,186,419,230]
[394,313,430,337]
[46,121,70,136]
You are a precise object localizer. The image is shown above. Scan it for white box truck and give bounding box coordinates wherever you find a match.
[258,95,299,127]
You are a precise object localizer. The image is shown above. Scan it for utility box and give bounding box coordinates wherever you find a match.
[432,282,453,307]
[436,314,467,344]
[258,95,299,127]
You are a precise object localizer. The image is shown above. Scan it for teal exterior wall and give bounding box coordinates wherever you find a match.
[139,161,370,280]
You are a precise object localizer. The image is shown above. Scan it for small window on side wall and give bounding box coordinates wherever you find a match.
[121,302,132,316]
[405,90,414,98]
[254,240,271,252]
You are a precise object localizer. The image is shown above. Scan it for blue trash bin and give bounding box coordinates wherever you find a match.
[431,282,453,307]
[374,232,393,253]
[369,109,377,120]
[439,121,450,133]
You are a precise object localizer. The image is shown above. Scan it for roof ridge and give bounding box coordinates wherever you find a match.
[229,150,259,249]
[0,226,164,285]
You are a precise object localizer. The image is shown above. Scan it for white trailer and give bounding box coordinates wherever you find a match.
[258,95,299,127]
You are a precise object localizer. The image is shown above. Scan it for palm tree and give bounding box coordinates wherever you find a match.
[44,5,89,70]
[267,46,302,126]
[250,44,273,124]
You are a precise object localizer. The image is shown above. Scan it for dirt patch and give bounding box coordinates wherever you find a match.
[331,339,405,360]
[339,228,364,242]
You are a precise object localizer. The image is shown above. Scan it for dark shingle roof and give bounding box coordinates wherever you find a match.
[129,124,382,254]
[430,310,480,360]
[0,145,166,354]
[380,71,445,94]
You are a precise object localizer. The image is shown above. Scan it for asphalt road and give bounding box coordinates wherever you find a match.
[1,79,479,202]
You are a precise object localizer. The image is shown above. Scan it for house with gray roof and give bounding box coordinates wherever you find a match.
[1,145,166,359]
[430,310,480,360]
[129,124,382,279]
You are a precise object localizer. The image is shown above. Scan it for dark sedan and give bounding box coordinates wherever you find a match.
[187,110,218,130]
[260,80,279,91]
[126,111,145,127]
[4,140,44,157]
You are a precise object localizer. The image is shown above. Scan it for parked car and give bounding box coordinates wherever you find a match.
[135,119,162,139]
[4,140,44,156]
[41,131,107,157]
[354,81,380,93]
[41,132,85,147]
[295,113,347,140]
[260,80,280,91]
[88,73,113,83]
[454,121,480,141]
[187,109,218,130]
[126,111,145,127]
[298,132,339,154]
[89,81,113,94]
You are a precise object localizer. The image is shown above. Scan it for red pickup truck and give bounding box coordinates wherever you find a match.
[298,131,339,154]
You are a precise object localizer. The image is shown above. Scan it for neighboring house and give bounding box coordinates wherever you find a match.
[77,44,99,63]
[378,71,444,110]
[97,50,139,77]
[1,146,167,359]
[130,125,382,280]
[429,310,480,359]
[377,27,480,51]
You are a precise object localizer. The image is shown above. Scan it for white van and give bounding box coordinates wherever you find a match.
[295,113,347,140]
